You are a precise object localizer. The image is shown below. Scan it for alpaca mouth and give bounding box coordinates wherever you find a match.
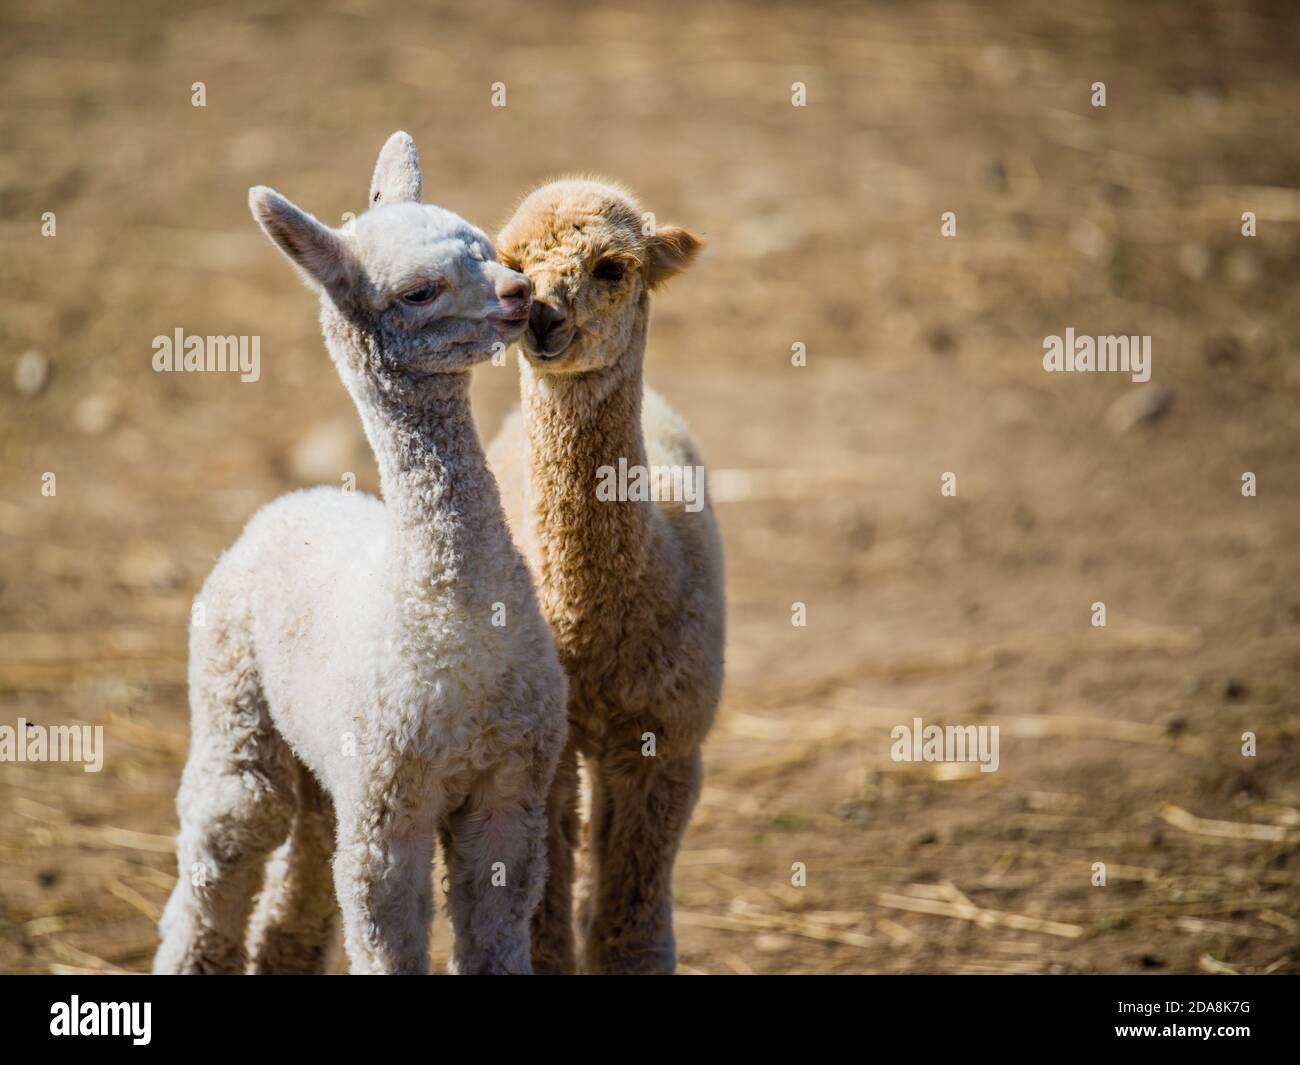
[490,306,531,323]
[489,312,530,336]
[524,327,575,361]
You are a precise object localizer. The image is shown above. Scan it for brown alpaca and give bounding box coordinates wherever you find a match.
[486,179,725,974]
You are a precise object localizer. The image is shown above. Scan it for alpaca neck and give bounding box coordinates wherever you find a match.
[520,309,657,642]
[329,324,508,630]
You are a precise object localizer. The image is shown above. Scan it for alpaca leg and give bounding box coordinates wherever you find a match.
[440,763,551,975]
[583,747,703,975]
[527,739,580,974]
[154,652,295,974]
[332,789,437,975]
[246,759,339,974]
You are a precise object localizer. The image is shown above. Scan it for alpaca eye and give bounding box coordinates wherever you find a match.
[592,259,624,282]
[402,284,441,305]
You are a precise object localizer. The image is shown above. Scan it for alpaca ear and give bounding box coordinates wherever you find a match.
[369,130,422,206]
[646,225,704,288]
[249,186,352,296]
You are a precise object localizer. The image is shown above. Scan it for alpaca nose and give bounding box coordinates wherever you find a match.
[495,275,532,318]
[528,299,567,342]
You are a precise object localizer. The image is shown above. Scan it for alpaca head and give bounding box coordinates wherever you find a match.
[249,132,532,378]
[496,179,703,374]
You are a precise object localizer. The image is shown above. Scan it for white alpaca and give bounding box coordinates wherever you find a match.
[153,133,567,976]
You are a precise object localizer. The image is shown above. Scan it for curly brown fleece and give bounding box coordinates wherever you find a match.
[487,179,725,974]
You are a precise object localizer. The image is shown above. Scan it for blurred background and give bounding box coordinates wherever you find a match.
[2,0,1298,974]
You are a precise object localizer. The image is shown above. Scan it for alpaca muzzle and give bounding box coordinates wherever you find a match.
[525,299,574,358]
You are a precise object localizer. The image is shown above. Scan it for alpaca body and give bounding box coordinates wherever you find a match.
[154,133,566,976]
[196,482,552,808]
[490,384,723,757]
[489,180,724,973]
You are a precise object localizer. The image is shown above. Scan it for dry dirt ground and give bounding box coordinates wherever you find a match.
[2,0,1299,975]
